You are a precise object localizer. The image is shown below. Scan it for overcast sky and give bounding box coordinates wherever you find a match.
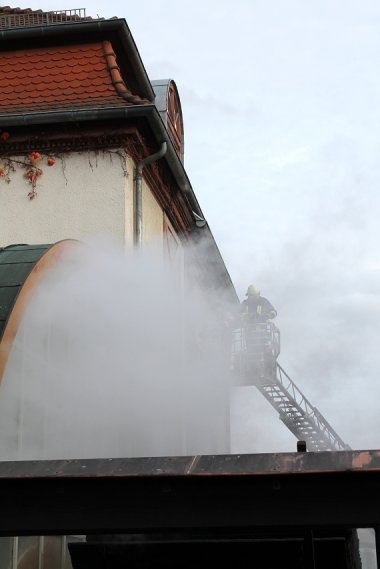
[31,0,380,452]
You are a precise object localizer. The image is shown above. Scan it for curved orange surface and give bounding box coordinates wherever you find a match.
[0,239,78,383]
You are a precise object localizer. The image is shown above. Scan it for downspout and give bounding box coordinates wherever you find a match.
[134,142,167,247]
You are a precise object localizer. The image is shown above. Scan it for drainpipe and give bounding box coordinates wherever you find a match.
[134,141,167,247]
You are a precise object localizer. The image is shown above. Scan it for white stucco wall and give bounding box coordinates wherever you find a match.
[0,151,131,246]
[0,150,183,257]
[0,152,168,250]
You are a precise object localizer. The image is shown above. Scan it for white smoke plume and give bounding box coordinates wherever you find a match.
[0,241,233,461]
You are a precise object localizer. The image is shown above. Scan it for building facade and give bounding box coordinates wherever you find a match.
[0,8,239,568]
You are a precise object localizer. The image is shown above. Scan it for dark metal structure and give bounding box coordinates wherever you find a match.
[152,79,184,162]
[0,244,52,339]
[0,451,379,568]
[0,241,77,382]
[233,321,350,451]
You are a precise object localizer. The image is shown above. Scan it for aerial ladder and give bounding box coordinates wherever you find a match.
[232,320,350,452]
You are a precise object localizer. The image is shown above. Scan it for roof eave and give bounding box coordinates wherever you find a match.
[0,105,238,302]
[0,104,196,206]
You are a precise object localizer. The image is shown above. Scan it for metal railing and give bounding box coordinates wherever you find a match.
[232,320,280,377]
[275,364,350,450]
[0,9,89,29]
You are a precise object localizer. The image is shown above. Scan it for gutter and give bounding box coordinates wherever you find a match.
[0,19,155,101]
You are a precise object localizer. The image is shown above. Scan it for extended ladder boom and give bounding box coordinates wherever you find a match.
[261,363,349,451]
[232,322,350,452]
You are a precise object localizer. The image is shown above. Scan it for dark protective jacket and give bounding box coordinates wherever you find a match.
[242,295,277,322]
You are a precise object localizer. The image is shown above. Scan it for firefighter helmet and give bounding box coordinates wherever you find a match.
[246,285,260,297]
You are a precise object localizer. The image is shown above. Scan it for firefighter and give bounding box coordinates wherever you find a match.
[242,285,277,322]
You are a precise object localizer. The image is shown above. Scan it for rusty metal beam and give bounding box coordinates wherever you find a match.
[0,451,380,536]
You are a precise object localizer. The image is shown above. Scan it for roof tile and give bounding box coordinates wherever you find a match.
[0,41,150,114]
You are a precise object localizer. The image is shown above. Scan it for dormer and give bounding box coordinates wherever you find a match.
[152,79,184,163]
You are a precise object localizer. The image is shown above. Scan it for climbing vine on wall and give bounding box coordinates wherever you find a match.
[0,129,132,200]
[0,148,56,200]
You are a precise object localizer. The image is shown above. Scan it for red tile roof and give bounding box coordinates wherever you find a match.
[0,40,150,114]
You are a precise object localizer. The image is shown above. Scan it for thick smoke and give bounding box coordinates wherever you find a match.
[0,241,232,460]
[230,146,380,454]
